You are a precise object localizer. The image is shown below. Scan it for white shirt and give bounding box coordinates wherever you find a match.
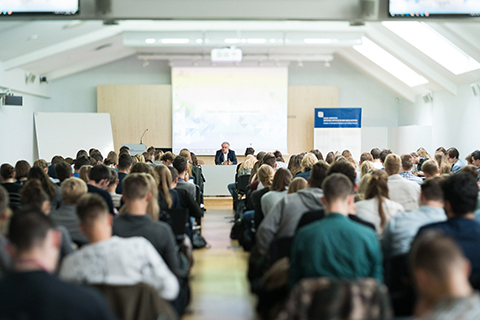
[387,174,421,211]
[59,236,179,300]
[223,152,228,163]
[356,197,405,236]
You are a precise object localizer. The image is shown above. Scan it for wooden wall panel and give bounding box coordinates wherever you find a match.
[287,86,338,155]
[97,85,338,160]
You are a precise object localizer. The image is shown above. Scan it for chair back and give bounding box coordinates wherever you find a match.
[237,175,250,195]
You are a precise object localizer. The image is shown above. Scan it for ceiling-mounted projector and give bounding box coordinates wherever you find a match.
[1,93,23,106]
[211,47,242,63]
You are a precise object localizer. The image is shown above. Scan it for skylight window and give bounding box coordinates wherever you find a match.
[382,21,480,75]
[353,37,428,87]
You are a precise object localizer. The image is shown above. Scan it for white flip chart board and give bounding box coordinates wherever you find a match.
[34,112,114,161]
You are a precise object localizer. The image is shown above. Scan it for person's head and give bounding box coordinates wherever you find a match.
[420,176,444,206]
[117,153,133,173]
[410,152,419,164]
[270,168,292,192]
[288,177,308,194]
[74,156,90,172]
[446,147,459,164]
[61,178,88,205]
[262,152,276,168]
[321,173,354,213]
[435,152,451,175]
[89,148,97,156]
[15,160,31,180]
[20,179,51,214]
[190,152,198,166]
[122,173,154,216]
[326,160,356,187]
[309,161,330,189]
[154,165,173,208]
[221,142,230,153]
[417,147,431,159]
[379,149,393,164]
[360,161,374,179]
[33,159,48,172]
[88,156,98,166]
[301,153,318,172]
[245,147,255,157]
[442,173,478,218]
[359,152,373,165]
[27,166,56,201]
[325,152,335,164]
[130,162,158,183]
[256,151,266,162]
[0,163,15,180]
[173,156,188,177]
[51,155,65,166]
[287,154,302,177]
[341,150,352,159]
[309,149,324,161]
[107,168,118,192]
[8,208,61,272]
[365,170,390,227]
[76,193,112,241]
[119,146,130,155]
[155,150,164,162]
[78,165,92,184]
[106,151,118,165]
[76,149,88,159]
[436,147,447,155]
[274,150,285,162]
[471,150,480,168]
[88,164,111,189]
[460,165,479,180]
[160,152,175,166]
[168,167,179,185]
[465,153,474,165]
[410,231,471,301]
[257,165,275,188]
[422,160,439,178]
[241,155,256,171]
[147,146,155,157]
[384,154,401,176]
[142,151,153,163]
[400,153,414,172]
[134,153,145,164]
[54,161,72,183]
[179,149,191,161]
[370,148,381,160]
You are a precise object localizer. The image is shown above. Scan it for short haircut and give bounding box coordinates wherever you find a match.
[325,152,335,164]
[15,160,31,180]
[88,164,111,183]
[410,231,465,280]
[117,153,133,171]
[400,153,414,171]
[384,154,401,175]
[76,193,109,225]
[309,161,330,189]
[119,146,130,154]
[421,177,444,202]
[173,156,188,174]
[142,151,152,162]
[76,150,88,159]
[51,155,64,166]
[421,160,439,177]
[55,161,72,183]
[108,168,118,187]
[123,173,151,201]
[442,173,478,216]
[460,165,479,180]
[74,156,90,171]
[8,207,56,252]
[370,148,381,160]
[0,163,14,180]
[61,178,88,205]
[262,153,276,168]
[322,173,354,203]
[222,141,230,147]
[301,153,318,171]
[161,152,175,163]
[271,168,292,192]
[91,153,103,163]
[20,179,49,209]
[33,159,48,170]
[309,149,324,161]
[447,147,459,160]
[0,185,9,217]
[147,146,156,155]
[380,149,393,163]
[327,160,355,185]
[360,152,373,164]
[245,147,255,156]
[256,152,266,162]
[471,150,480,161]
[168,166,179,182]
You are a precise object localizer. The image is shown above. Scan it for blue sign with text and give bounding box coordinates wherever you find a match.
[314,108,362,128]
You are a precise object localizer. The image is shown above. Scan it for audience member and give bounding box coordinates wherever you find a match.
[154,165,181,213]
[294,153,317,181]
[143,151,154,164]
[119,145,130,155]
[78,165,92,184]
[471,150,480,182]
[55,161,73,185]
[410,151,420,175]
[115,153,132,195]
[289,173,383,288]
[359,152,373,166]
[261,168,292,217]
[60,193,179,301]
[249,165,275,227]
[50,178,89,246]
[379,149,393,168]
[370,148,383,169]
[0,163,22,211]
[287,177,307,194]
[134,153,145,164]
[435,152,451,175]
[356,170,405,235]
[161,152,175,167]
[461,165,479,181]
[105,169,121,210]
[382,177,446,259]
[325,151,335,165]
[410,231,480,319]
[28,166,61,209]
[360,160,374,179]
[0,186,11,276]
[421,160,439,179]
[309,149,323,161]
[385,154,420,211]
[399,154,423,185]
[447,147,465,173]
[154,150,164,165]
[48,155,65,181]
[167,167,202,224]
[73,156,90,178]
[14,160,31,186]
[33,159,48,173]
[0,208,117,320]
[436,146,447,155]
[86,165,114,215]
[417,173,480,285]
[173,156,196,200]
[76,149,88,159]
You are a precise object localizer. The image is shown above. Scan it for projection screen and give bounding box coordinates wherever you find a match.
[171,67,288,155]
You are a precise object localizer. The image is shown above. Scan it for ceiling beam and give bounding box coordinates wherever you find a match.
[366,23,458,96]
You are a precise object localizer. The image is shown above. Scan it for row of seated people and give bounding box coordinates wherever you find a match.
[229,146,480,319]
[0,146,207,320]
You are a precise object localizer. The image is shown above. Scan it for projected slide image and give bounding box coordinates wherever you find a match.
[0,0,78,12]
[172,67,288,155]
[390,0,480,15]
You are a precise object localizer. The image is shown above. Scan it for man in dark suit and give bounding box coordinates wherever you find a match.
[215,142,237,165]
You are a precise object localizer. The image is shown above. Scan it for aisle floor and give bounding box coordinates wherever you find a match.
[184,206,258,320]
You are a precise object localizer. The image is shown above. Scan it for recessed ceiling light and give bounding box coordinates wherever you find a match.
[246,38,266,44]
[161,38,190,44]
[196,39,203,44]
[225,38,241,44]
[145,38,156,44]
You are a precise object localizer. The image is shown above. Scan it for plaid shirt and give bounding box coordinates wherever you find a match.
[399,171,423,185]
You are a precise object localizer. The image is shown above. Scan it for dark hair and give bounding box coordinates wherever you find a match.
[20,179,50,209]
[8,207,56,252]
[322,173,353,203]
[91,153,103,164]
[130,162,158,184]
[76,150,88,159]
[256,152,266,162]
[309,149,324,161]
[380,149,392,163]
[173,156,188,174]
[436,147,447,155]
[55,162,72,183]
[245,147,255,156]
[117,153,133,171]
[74,156,90,171]
[442,173,478,216]
[142,152,152,163]
[460,165,479,180]
[365,170,389,228]
[51,155,64,166]
[271,168,292,192]
[273,150,285,162]
[400,154,414,170]
[360,152,373,164]
[0,163,15,180]
[327,161,356,185]
[161,152,175,163]
[119,146,130,154]
[421,177,444,202]
[168,166,179,182]
[27,166,57,201]
[15,160,31,180]
[108,168,118,187]
[147,146,156,155]
[370,148,381,160]
[88,164,111,184]
[472,150,480,161]
[262,153,276,168]
[190,152,199,166]
[447,147,459,160]
[0,185,8,216]
[325,152,335,164]
[309,161,330,189]
[76,193,108,225]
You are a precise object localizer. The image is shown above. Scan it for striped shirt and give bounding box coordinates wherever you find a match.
[399,171,423,185]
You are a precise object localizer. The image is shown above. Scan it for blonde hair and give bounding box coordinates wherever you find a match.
[435,152,451,175]
[146,174,159,221]
[365,170,390,228]
[257,165,275,188]
[61,178,88,205]
[360,161,374,179]
[417,147,431,159]
[240,155,256,171]
[134,154,145,163]
[78,165,92,184]
[301,153,318,172]
[179,149,193,177]
[154,165,173,208]
[288,177,308,194]
[357,173,372,201]
[384,154,401,175]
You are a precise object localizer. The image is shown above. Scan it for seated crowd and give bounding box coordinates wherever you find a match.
[2,145,480,319]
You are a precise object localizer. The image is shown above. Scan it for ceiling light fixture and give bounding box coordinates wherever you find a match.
[304,38,338,44]
[145,38,156,44]
[225,38,241,44]
[246,38,267,44]
[161,38,190,44]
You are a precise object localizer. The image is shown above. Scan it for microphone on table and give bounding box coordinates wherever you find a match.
[140,129,148,144]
